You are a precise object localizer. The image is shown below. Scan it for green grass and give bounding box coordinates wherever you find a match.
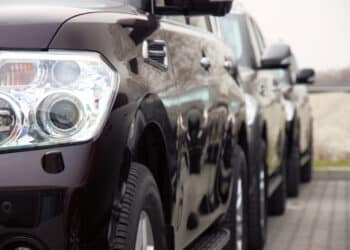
[313,160,350,168]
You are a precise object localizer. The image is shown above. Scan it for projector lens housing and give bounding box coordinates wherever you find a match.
[37,93,84,137]
[0,94,21,145]
[50,99,80,130]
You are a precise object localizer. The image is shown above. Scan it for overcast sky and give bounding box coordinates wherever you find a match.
[239,0,350,71]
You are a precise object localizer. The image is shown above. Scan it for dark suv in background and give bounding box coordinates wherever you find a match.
[269,45,315,196]
[0,1,256,250]
[217,11,288,250]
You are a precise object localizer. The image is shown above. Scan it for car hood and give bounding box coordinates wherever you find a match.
[0,0,124,49]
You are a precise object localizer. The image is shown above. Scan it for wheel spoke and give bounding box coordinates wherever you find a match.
[135,211,155,250]
[260,168,266,228]
[236,176,244,250]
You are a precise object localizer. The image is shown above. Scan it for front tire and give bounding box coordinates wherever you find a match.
[301,132,313,183]
[286,143,300,197]
[248,140,267,250]
[108,163,168,250]
[223,147,248,250]
[268,147,287,216]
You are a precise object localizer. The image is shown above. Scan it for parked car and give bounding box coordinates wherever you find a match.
[270,48,315,195]
[0,1,257,250]
[216,10,288,250]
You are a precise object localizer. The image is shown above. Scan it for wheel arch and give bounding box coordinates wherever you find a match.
[122,94,174,229]
[133,121,173,226]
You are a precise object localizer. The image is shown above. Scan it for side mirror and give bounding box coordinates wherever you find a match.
[152,0,234,16]
[261,44,292,69]
[296,68,315,84]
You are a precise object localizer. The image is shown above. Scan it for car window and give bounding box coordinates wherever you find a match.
[252,20,266,54]
[219,16,243,62]
[189,16,211,32]
[165,16,188,25]
[246,17,262,67]
[208,17,220,35]
[274,69,291,83]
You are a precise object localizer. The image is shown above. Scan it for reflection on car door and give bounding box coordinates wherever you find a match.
[247,17,286,175]
[159,16,214,249]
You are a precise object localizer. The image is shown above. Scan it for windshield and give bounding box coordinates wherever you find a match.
[274,69,290,84]
[219,16,243,64]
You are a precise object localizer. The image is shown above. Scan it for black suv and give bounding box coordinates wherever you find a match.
[217,11,288,250]
[0,1,256,250]
[269,44,315,197]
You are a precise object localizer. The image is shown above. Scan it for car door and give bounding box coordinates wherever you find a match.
[158,16,216,249]
[188,16,245,220]
[120,13,209,249]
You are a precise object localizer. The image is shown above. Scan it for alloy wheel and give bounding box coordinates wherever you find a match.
[259,168,266,231]
[135,211,155,250]
[236,175,244,250]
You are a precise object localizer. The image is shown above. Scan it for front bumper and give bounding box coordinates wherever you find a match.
[0,143,93,250]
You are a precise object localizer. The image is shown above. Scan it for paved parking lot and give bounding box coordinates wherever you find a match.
[266,171,350,250]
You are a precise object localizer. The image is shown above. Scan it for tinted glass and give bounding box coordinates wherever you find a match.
[253,21,266,51]
[165,16,187,25]
[219,16,243,62]
[246,17,262,66]
[189,17,211,32]
[274,69,291,83]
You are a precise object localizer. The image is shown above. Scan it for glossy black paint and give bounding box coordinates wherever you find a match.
[0,1,244,250]
[217,12,287,198]
[273,52,314,166]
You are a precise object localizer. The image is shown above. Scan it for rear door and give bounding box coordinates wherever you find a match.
[191,16,245,220]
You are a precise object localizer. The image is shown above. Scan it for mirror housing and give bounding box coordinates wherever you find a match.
[261,44,292,69]
[152,0,234,16]
[297,68,315,84]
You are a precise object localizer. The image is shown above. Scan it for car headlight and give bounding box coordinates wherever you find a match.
[0,51,118,151]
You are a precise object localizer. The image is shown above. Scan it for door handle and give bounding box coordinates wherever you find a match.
[224,59,234,71]
[224,57,238,78]
[259,84,266,96]
[200,57,211,71]
[143,40,168,70]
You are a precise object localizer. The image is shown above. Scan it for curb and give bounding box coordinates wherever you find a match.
[314,168,350,181]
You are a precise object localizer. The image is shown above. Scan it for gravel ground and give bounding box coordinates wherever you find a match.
[310,92,350,161]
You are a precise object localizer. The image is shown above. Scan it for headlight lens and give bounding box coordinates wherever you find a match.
[0,51,118,151]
